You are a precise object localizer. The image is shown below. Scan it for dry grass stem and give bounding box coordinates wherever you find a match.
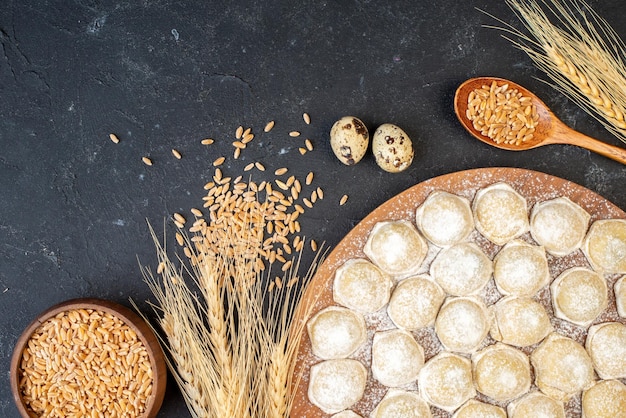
[483,0,626,143]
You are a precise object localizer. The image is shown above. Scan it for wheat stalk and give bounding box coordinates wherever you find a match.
[482,0,626,144]
[141,204,323,417]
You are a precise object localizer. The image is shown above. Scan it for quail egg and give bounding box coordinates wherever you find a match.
[330,116,369,165]
[372,123,414,173]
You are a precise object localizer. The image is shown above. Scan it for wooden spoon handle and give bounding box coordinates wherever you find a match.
[550,121,626,165]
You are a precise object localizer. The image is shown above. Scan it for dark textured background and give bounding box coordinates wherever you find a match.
[2,1,625,416]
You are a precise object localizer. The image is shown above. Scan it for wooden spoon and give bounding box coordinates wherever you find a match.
[454,77,626,165]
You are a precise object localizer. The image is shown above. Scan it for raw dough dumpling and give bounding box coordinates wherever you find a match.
[430,243,492,296]
[308,359,367,414]
[507,391,565,418]
[583,219,626,274]
[333,258,394,313]
[472,343,531,402]
[370,389,432,418]
[364,220,428,278]
[387,275,445,330]
[530,197,590,256]
[530,333,595,401]
[585,322,626,380]
[332,411,362,418]
[415,191,474,247]
[452,400,506,418]
[307,306,367,360]
[490,296,552,347]
[551,267,608,327]
[581,379,626,418]
[493,240,550,297]
[371,329,424,387]
[435,296,489,353]
[615,275,626,318]
[472,183,529,246]
[418,352,476,412]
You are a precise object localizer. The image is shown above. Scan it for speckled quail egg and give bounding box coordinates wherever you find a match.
[330,116,369,165]
[372,123,414,173]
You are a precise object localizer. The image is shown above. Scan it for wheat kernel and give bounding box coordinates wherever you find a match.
[233,147,241,159]
[264,120,275,132]
[232,141,246,149]
[142,157,152,166]
[109,133,120,144]
[298,147,307,155]
[255,162,265,171]
[305,172,314,185]
[173,213,186,224]
[244,163,254,171]
[242,133,254,143]
[289,131,300,137]
[172,149,182,159]
[274,167,288,176]
[303,198,313,208]
[340,194,349,205]
[235,126,244,139]
[305,139,313,151]
[311,240,318,252]
[213,156,225,166]
[201,138,214,145]
[303,112,311,124]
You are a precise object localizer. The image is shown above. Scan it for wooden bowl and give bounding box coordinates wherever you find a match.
[10,298,167,418]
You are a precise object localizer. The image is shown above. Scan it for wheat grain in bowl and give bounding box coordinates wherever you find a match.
[10,298,166,418]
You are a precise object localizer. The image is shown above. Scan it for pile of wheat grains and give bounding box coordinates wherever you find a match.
[18,309,152,417]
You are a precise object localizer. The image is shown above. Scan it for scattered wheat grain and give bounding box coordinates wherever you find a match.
[213,156,226,166]
[142,157,153,166]
[109,133,120,144]
[303,113,311,125]
[264,120,275,132]
[340,194,349,205]
[172,149,182,159]
[201,138,214,145]
[305,139,313,151]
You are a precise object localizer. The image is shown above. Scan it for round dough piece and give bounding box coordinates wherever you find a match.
[371,329,424,387]
[364,220,428,278]
[490,296,552,347]
[332,411,362,418]
[493,240,550,297]
[582,379,626,418]
[585,322,626,380]
[307,306,367,360]
[616,275,626,318]
[430,243,493,296]
[507,391,565,418]
[418,352,476,412]
[530,333,595,401]
[551,267,608,327]
[371,389,432,418]
[435,296,489,353]
[530,197,590,256]
[333,258,394,313]
[416,191,474,247]
[387,275,445,330]
[308,359,368,414]
[583,219,626,274]
[453,400,506,418]
[472,343,531,402]
[472,183,529,246]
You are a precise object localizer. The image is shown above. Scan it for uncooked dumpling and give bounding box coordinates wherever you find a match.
[430,242,492,296]
[585,322,626,380]
[472,183,529,246]
[581,379,626,418]
[387,274,445,330]
[493,240,550,297]
[530,333,595,401]
[452,400,506,418]
[364,220,428,278]
[435,296,489,353]
[615,275,626,318]
[371,329,424,388]
[507,391,565,418]
[583,219,626,274]
[415,191,474,247]
[370,389,432,418]
[307,306,367,360]
[490,296,552,347]
[472,343,531,402]
[530,197,590,256]
[418,352,476,412]
[333,258,394,314]
[308,359,367,414]
[551,267,608,327]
